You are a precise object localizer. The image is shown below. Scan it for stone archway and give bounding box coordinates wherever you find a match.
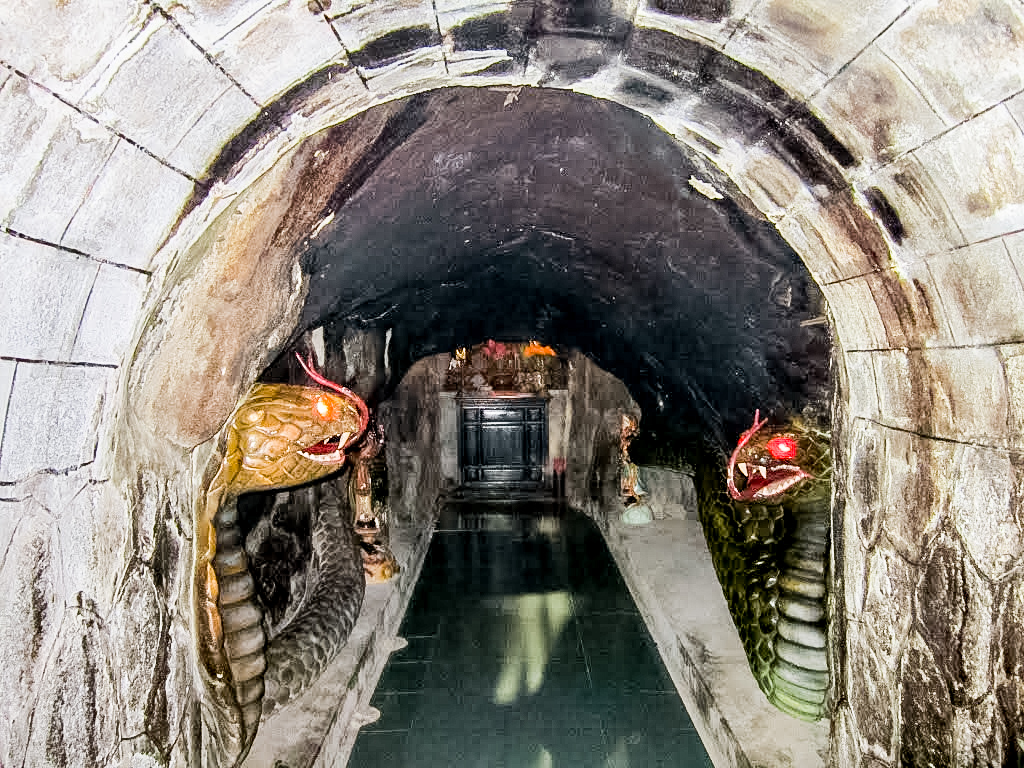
[1,2,1023,766]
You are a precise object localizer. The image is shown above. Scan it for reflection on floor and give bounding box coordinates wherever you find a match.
[347,502,715,768]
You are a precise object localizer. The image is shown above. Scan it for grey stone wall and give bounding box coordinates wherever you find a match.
[1,1,1023,766]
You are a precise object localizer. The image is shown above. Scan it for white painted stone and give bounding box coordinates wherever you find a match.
[871,349,919,433]
[733,149,816,223]
[864,153,967,258]
[914,105,1024,245]
[0,0,145,100]
[0,360,14,443]
[165,0,285,49]
[0,233,98,361]
[724,21,828,101]
[361,48,450,96]
[633,0,758,50]
[927,239,1024,346]
[61,140,194,271]
[922,346,1009,445]
[844,351,878,420]
[998,227,1024,296]
[886,253,956,347]
[877,0,1024,125]
[79,14,244,172]
[820,278,889,351]
[212,0,348,105]
[71,264,150,366]
[951,444,1022,581]
[746,0,908,77]
[166,84,260,177]
[9,130,119,248]
[0,509,64,768]
[0,362,114,482]
[329,0,437,55]
[56,480,129,618]
[999,342,1024,450]
[0,76,112,233]
[813,44,946,165]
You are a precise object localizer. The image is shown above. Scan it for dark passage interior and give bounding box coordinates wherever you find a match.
[348,502,713,768]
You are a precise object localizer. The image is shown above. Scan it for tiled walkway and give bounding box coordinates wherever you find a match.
[347,502,714,768]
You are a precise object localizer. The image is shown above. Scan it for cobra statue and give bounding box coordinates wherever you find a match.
[697,410,831,721]
[193,353,370,767]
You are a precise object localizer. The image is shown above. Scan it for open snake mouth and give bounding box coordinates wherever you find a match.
[731,460,811,500]
[727,411,813,502]
[298,432,351,464]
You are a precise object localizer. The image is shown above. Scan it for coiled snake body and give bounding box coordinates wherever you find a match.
[194,357,369,766]
[698,411,831,721]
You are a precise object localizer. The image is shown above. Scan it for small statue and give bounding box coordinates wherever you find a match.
[619,414,652,524]
[349,420,399,583]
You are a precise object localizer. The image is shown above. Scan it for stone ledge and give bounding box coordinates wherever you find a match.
[604,517,829,768]
[242,517,435,768]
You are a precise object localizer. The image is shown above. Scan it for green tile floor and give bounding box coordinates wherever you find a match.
[347,503,714,768]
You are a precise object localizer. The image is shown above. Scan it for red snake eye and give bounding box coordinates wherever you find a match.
[767,435,798,461]
[314,394,336,421]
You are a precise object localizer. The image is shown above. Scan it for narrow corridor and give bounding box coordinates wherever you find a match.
[347,503,714,767]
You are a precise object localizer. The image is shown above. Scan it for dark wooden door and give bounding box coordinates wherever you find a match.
[459,397,547,490]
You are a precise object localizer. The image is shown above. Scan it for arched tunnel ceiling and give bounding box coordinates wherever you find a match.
[296,87,831,444]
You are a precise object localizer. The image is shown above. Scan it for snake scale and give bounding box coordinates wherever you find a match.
[194,355,369,767]
[697,411,832,721]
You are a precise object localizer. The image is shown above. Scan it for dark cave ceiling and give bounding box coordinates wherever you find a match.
[296,87,830,446]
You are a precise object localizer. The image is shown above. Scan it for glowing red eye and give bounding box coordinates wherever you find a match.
[767,435,798,461]
[314,395,336,421]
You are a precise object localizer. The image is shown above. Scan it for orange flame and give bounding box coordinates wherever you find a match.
[523,340,556,357]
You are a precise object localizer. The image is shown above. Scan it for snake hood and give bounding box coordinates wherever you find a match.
[726,410,815,502]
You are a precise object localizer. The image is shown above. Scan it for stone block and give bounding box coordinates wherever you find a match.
[4,101,119,244]
[846,620,898,758]
[360,47,450,95]
[865,153,966,257]
[24,606,118,767]
[862,544,915,663]
[0,362,113,482]
[71,264,151,366]
[746,0,907,77]
[167,83,260,178]
[927,239,1024,346]
[633,0,756,50]
[916,529,995,703]
[61,140,194,271]
[212,0,348,105]
[724,22,828,100]
[921,346,1008,446]
[79,14,243,174]
[167,0,290,48]
[0,233,99,361]
[1002,342,1024,450]
[878,429,951,563]
[732,148,816,223]
[108,565,164,736]
[877,0,1024,125]
[329,2,438,62]
[950,444,1022,582]
[0,509,64,768]
[820,277,889,351]
[57,480,130,618]
[1001,229,1024,301]
[0,360,13,442]
[883,255,955,348]
[844,351,878,420]
[868,349,915,432]
[0,0,144,99]
[914,105,1024,245]
[900,629,954,765]
[0,75,114,235]
[812,45,945,166]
